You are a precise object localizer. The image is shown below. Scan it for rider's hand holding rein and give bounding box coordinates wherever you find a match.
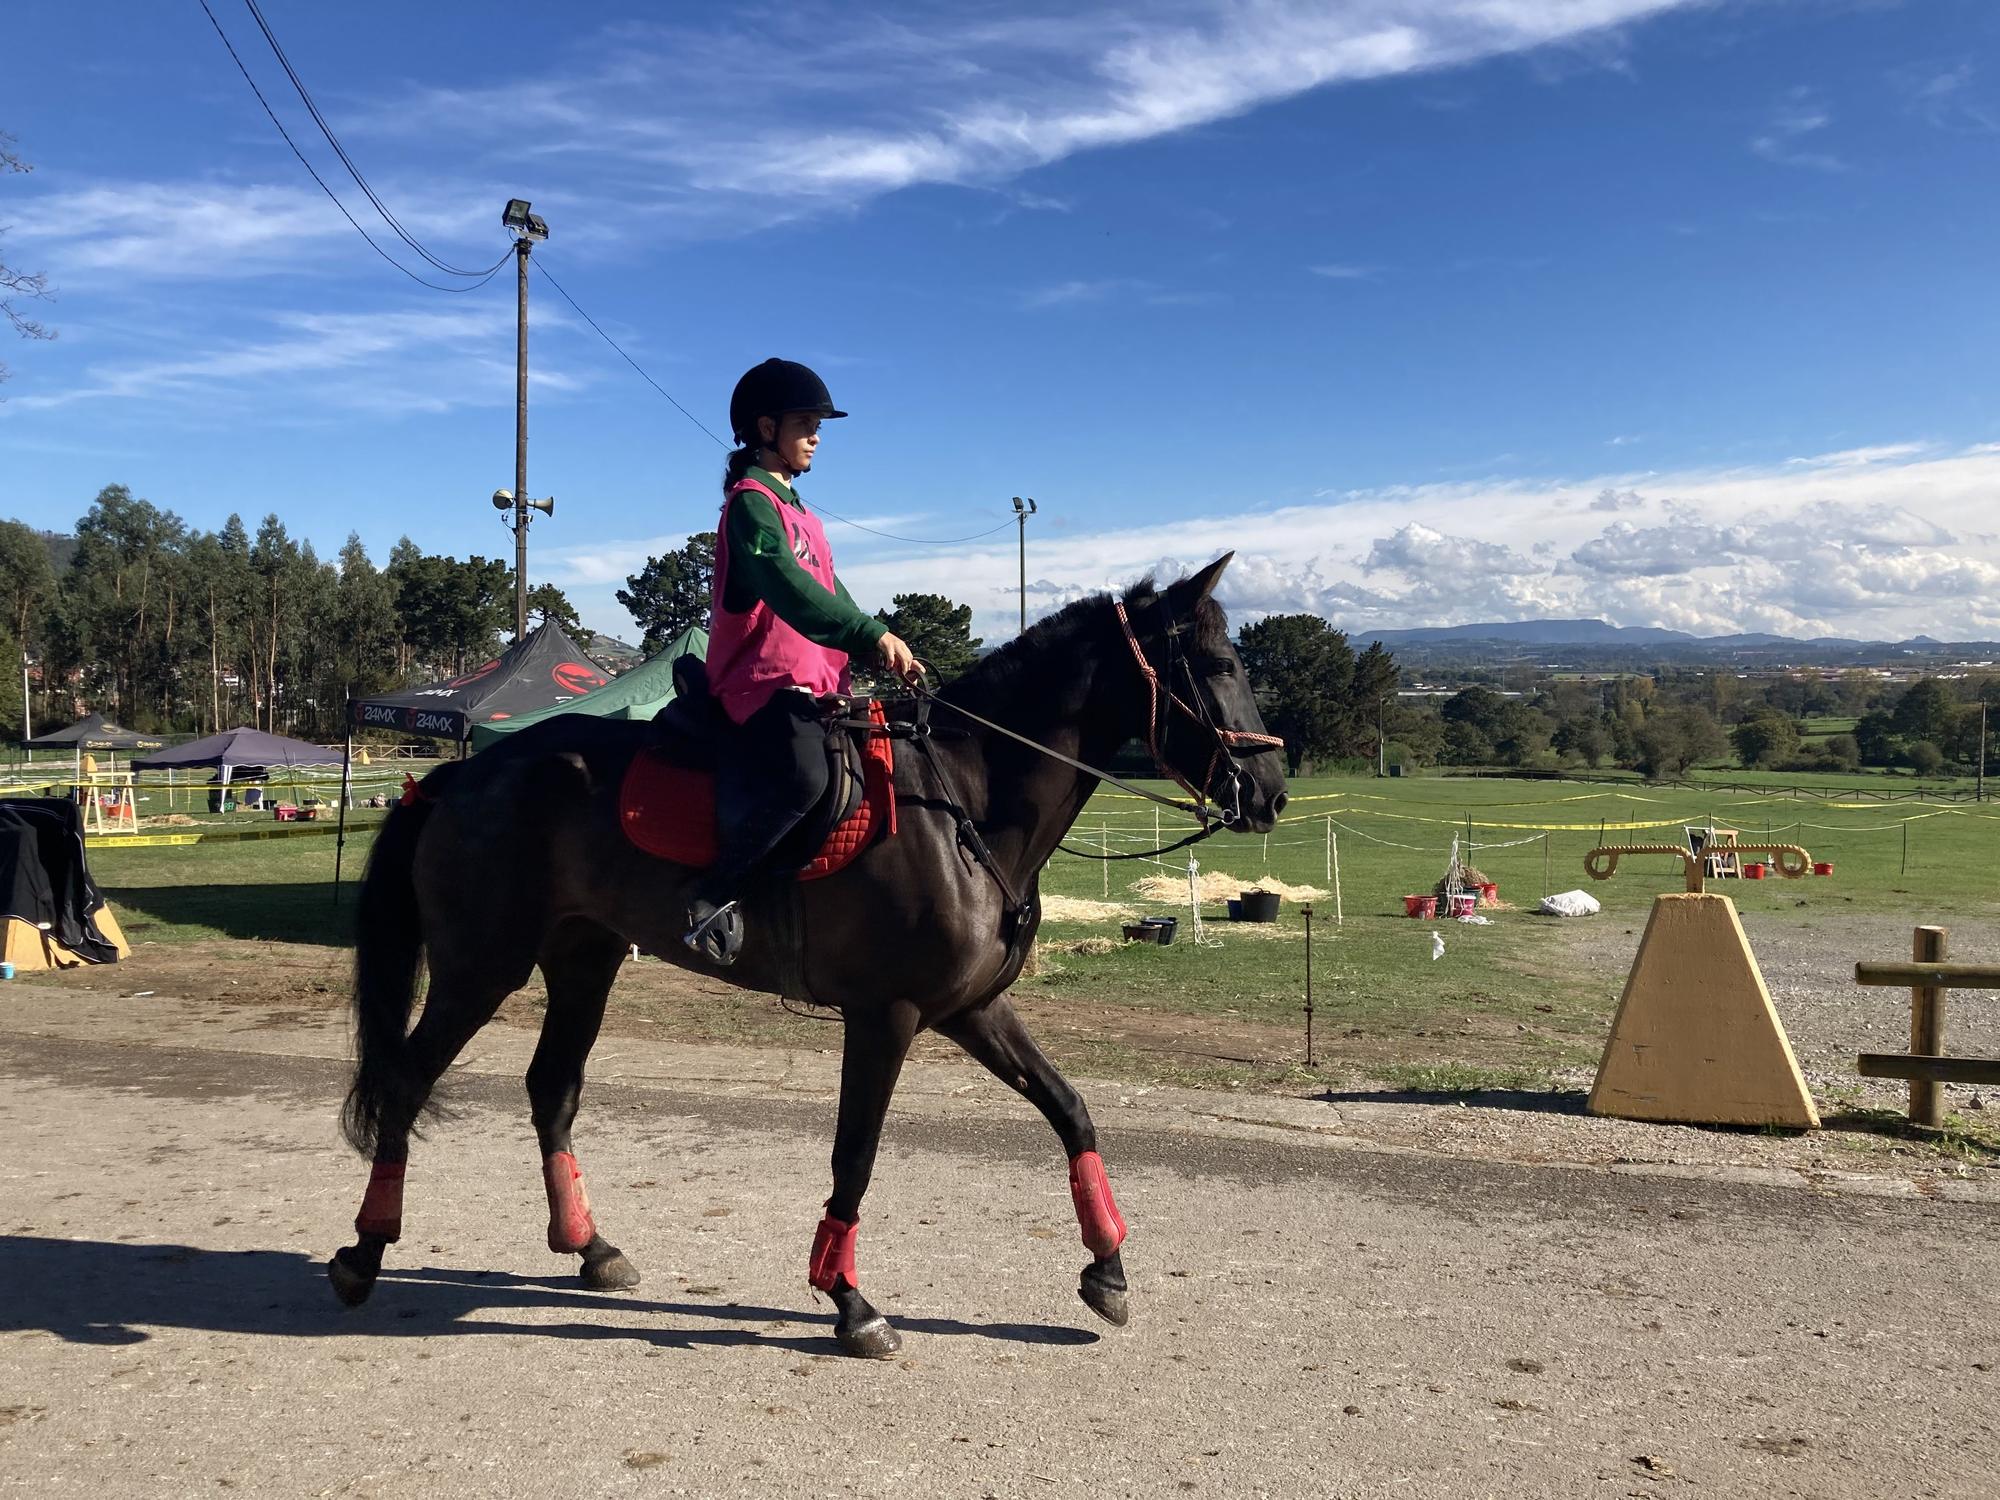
[877,631,919,685]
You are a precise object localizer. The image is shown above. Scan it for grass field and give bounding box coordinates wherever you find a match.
[64,772,1997,1092]
[1023,774,2000,1083]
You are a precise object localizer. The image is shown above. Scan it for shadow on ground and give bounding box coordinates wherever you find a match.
[0,1235,1101,1354]
[1317,1087,1592,1116]
[105,883,357,946]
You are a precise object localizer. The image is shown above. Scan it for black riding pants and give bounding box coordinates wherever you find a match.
[696,690,830,906]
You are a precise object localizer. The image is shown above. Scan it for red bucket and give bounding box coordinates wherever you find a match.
[1478,882,1499,906]
[1814,861,1834,876]
[1403,894,1437,918]
[1743,862,1766,879]
[1448,894,1477,918]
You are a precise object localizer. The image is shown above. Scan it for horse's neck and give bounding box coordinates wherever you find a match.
[942,628,1133,883]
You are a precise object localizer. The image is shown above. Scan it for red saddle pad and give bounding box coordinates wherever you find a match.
[618,701,896,881]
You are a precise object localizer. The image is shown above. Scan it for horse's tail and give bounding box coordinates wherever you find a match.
[342,764,456,1156]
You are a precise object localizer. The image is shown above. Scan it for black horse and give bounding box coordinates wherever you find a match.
[331,554,1287,1356]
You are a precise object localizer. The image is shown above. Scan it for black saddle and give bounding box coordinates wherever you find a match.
[649,653,867,860]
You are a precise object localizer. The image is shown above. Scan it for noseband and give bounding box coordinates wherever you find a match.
[1112,599,1284,830]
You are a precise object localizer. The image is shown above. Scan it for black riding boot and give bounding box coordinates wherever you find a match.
[681,692,830,966]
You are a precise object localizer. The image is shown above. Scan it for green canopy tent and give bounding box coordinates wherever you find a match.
[467,626,707,752]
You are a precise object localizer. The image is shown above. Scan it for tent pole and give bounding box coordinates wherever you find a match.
[334,721,354,908]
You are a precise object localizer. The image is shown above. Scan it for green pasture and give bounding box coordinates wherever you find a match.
[63,773,2000,1095]
[1025,774,2000,1084]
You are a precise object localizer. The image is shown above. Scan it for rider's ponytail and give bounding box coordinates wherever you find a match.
[722,444,758,499]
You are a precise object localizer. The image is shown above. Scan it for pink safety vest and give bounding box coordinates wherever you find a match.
[706,476,853,724]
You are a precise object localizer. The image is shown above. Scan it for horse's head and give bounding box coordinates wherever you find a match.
[1122,554,1289,834]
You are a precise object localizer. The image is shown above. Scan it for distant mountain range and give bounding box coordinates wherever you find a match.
[1342,618,1996,660]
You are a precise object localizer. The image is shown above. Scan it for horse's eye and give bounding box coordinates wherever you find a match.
[1204,660,1236,678]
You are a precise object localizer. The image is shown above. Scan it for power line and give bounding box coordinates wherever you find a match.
[532,257,1017,545]
[240,0,501,281]
[814,512,1018,546]
[530,258,728,447]
[197,0,507,293]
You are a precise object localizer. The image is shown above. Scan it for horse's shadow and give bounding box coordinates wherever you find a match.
[0,1235,1099,1353]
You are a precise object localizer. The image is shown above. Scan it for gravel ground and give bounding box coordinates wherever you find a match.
[1,1015,1997,1500]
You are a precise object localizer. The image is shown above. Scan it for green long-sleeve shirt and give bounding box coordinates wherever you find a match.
[721,468,886,659]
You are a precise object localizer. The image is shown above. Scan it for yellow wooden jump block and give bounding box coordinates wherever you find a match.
[1588,892,1819,1129]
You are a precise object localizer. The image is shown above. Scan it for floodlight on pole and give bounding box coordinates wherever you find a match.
[1012,496,1038,635]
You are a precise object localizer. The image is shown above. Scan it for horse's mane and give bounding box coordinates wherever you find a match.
[940,573,1230,714]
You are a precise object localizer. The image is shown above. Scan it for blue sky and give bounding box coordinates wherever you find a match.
[5,0,1999,643]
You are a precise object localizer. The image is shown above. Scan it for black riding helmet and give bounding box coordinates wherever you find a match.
[729,358,847,447]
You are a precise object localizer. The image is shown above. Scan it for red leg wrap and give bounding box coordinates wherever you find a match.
[355,1161,405,1242]
[542,1152,599,1254]
[807,1212,860,1292]
[1069,1151,1127,1258]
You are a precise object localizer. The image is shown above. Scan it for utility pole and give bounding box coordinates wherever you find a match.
[1012,496,1037,634]
[500,199,549,641]
[1980,696,1989,804]
[513,230,529,641]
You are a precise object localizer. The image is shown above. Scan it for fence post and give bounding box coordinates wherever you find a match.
[1100,822,1109,898]
[1302,904,1314,1068]
[1902,822,1909,875]
[1910,926,1948,1128]
[1331,830,1342,926]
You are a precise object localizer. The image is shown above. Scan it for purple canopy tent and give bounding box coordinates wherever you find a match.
[133,726,343,773]
[134,727,342,815]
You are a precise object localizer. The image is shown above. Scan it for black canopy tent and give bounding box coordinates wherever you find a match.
[346,623,609,743]
[336,623,610,896]
[19,713,164,777]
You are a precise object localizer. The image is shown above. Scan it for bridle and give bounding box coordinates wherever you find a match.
[1110,597,1284,832]
[905,594,1284,870]
[875,592,1283,955]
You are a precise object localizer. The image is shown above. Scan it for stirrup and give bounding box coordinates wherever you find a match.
[683,899,743,966]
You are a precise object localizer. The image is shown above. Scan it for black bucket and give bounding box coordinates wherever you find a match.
[1140,916,1178,946]
[1237,890,1281,923]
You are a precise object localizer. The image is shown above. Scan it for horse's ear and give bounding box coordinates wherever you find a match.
[1176,553,1234,602]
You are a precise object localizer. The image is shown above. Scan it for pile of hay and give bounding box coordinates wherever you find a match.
[1247,875,1329,901]
[1433,864,1491,897]
[1128,870,1330,905]
[1040,894,1138,923]
[1130,869,1242,904]
[1043,936,1121,957]
[142,813,200,828]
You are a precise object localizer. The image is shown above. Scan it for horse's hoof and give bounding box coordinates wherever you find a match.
[1079,1265,1130,1327]
[580,1251,641,1292]
[327,1249,377,1308]
[837,1313,902,1359]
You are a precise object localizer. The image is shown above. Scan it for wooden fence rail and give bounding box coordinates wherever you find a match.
[1852,926,2000,1126]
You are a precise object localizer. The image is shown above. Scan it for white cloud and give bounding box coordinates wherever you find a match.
[1751,86,1845,172]
[1307,262,1375,279]
[5,305,589,414]
[805,443,2000,644]
[1586,486,1645,511]
[344,1,1696,233]
[1365,522,1537,578]
[1785,442,1930,468]
[8,179,499,281]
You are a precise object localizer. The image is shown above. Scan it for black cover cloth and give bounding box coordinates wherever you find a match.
[347,622,610,742]
[19,713,163,752]
[0,798,121,964]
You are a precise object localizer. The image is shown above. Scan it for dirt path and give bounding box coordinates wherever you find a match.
[2,993,1998,1498]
